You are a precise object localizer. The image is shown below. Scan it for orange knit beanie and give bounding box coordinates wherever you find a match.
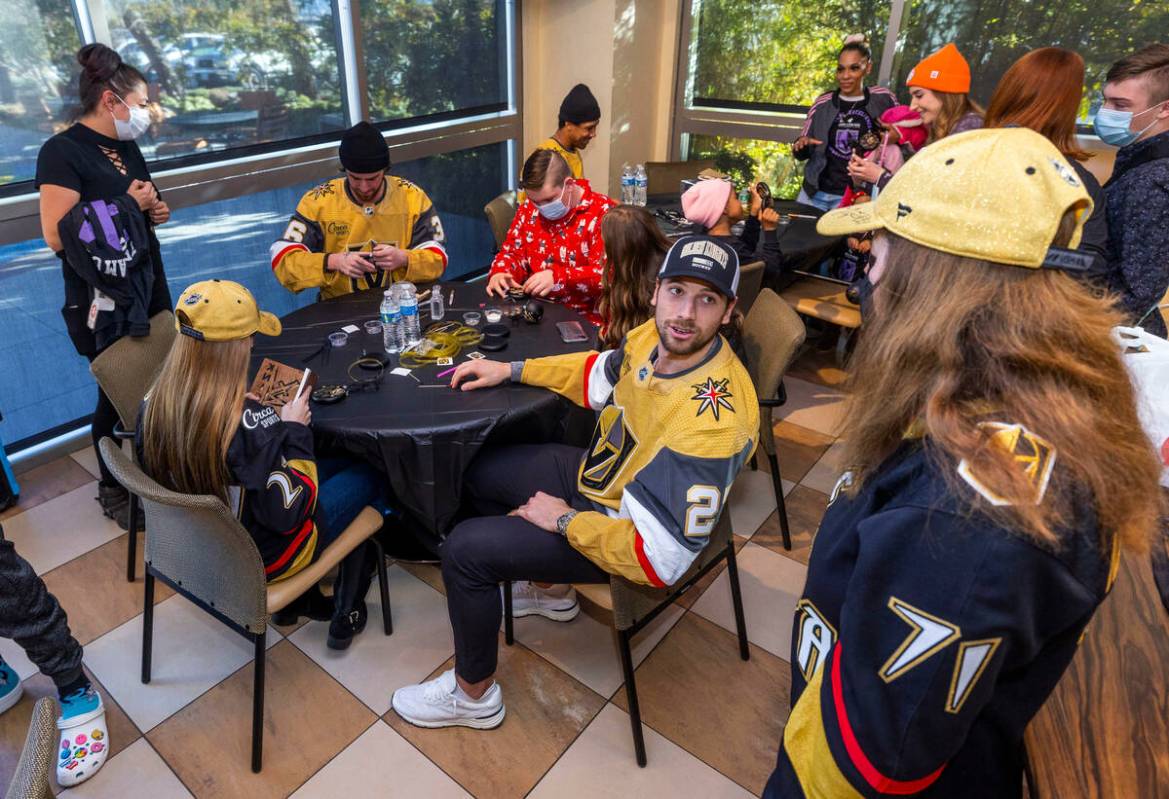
[906,43,971,94]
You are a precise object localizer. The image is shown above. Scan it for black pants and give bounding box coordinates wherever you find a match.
[0,525,84,690]
[90,374,120,488]
[442,445,610,683]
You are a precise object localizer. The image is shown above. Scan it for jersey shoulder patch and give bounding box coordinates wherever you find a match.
[956,421,1056,507]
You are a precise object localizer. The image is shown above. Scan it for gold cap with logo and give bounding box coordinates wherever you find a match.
[816,127,1093,269]
[174,280,281,341]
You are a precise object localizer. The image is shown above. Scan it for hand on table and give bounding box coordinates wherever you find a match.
[511,491,572,533]
[522,269,556,297]
[450,359,510,391]
[279,392,311,426]
[148,200,170,225]
[128,179,158,211]
[847,154,885,185]
[371,244,408,271]
[486,271,520,298]
[327,251,377,279]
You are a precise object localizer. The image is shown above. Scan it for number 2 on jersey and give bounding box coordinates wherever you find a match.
[684,485,721,537]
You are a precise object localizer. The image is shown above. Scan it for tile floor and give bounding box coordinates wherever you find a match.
[0,353,846,798]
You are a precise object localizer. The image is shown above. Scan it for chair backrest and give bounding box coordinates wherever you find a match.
[98,438,268,633]
[742,289,808,455]
[644,159,716,196]
[736,260,765,316]
[89,311,177,431]
[483,191,518,250]
[4,697,55,799]
[609,510,734,631]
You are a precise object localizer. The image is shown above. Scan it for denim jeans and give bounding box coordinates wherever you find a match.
[316,458,389,546]
[797,188,845,212]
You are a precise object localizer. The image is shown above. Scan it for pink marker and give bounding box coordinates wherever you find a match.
[436,366,457,379]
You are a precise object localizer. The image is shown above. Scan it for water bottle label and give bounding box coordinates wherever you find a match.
[400,303,418,317]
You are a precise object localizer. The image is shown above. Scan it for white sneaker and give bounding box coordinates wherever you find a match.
[506,582,580,622]
[392,669,505,729]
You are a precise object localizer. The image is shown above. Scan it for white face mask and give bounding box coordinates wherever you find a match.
[112,94,150,141]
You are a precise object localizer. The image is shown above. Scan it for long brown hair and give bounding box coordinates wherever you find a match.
[599,205,670,349]
[985,48,1091,161]
[842,220,1162,553]
[141,335,252,503]
[931,91,984,142]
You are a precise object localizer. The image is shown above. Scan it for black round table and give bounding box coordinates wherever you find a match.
[250,284,596,541]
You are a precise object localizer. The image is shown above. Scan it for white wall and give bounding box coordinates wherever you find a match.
[521,0,681,198]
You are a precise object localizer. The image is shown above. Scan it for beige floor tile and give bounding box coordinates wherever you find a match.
[770,420,835,485]
[288,565,453,715]
[786,345,849,389]
[800,439,848,495]
[148,641,374,799]
[384,639,605,799]
[1,483,123,575]
[690,542,807,660]
[0,668,140,796]
[59,738,192,799]
[610,614,791,795]
[396,561,445,595]
[1,456,94,522]
[751,486,829,566]
[510,596,684,698]
[290,720,471,799]
[42,533,175,647]
[70,448,103,482]
[529,703,755,799]
[728,470,793,540]
[0,638,39,682]
[773,377,848,437]
[82,595,281,733]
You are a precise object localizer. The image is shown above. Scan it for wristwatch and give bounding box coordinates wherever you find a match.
[555,510,578,536]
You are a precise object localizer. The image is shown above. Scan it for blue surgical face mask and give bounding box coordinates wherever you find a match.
[536,183,571,220]
[1094,101,1166,147]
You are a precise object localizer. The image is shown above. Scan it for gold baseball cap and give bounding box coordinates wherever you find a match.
[817,128,1094,269]
[174,280,281,341]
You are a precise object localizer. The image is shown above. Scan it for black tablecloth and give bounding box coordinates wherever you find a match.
[250,284,596,540]
[645,196,842,283]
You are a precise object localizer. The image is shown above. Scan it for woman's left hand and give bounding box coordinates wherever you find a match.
[148,200,170,225]
[847,155,885,185]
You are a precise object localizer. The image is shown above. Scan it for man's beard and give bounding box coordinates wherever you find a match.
[655,317,715,357]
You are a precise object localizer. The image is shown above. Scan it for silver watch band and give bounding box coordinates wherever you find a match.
[555,510,578,536]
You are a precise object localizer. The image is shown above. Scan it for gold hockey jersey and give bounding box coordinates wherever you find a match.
[520,319,758,586]
[270,176,447,299]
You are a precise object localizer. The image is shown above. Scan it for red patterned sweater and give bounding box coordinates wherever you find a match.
[488,180,617,325]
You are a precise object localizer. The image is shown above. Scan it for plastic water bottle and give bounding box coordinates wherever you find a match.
[380,290,401,354]
[634,163,648,206]
[396,281,421,347]
[430,286,445,321]
[620,163,635,205]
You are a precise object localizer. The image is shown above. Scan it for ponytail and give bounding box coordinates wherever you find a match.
[75,43,147,119]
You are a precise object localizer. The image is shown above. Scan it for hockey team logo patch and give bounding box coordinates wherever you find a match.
[957,422,1056,506]
[580,404,638,492]
[691,377,734,421]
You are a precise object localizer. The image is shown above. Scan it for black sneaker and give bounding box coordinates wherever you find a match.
[97,485,142,532]
[327,601,368,651]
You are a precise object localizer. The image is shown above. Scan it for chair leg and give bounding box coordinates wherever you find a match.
[251,634,265,773]
[768,452,792,551]
[502,580,514,645]
[141,570,155,684]
[618,628,647,767]
[373,540,392,636]
[725,543,750,661]
[126,494,139,582]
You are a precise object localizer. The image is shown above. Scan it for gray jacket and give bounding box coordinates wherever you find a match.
[794,86,897,196]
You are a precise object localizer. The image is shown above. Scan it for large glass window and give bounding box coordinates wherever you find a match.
[688,0,890,109]
[682,134,802,199]
[889,0,1169,113]
[0,141,508,448]
[0,0,83,186]
[360,0,509,123]
[105,0,346,163]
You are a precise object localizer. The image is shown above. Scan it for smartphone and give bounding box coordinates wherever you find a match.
[556,321,588,343]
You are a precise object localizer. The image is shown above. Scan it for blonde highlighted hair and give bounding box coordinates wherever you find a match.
[141,335,252,503]
[930,91,984,142]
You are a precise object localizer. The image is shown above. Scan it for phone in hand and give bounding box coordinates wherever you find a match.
[556,321,588,343]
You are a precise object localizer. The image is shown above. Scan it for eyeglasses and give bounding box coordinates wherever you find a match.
[836,64,866,73]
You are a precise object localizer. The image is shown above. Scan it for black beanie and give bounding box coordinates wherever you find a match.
[339,121,390,173]
[559,84,601,125]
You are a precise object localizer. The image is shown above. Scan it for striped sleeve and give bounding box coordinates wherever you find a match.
[271,206,328,293]
[521,343,624,411]
[404,199,448,279]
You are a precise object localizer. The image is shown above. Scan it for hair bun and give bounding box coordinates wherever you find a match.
[843,33,868,45]
[77,43,121,81]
